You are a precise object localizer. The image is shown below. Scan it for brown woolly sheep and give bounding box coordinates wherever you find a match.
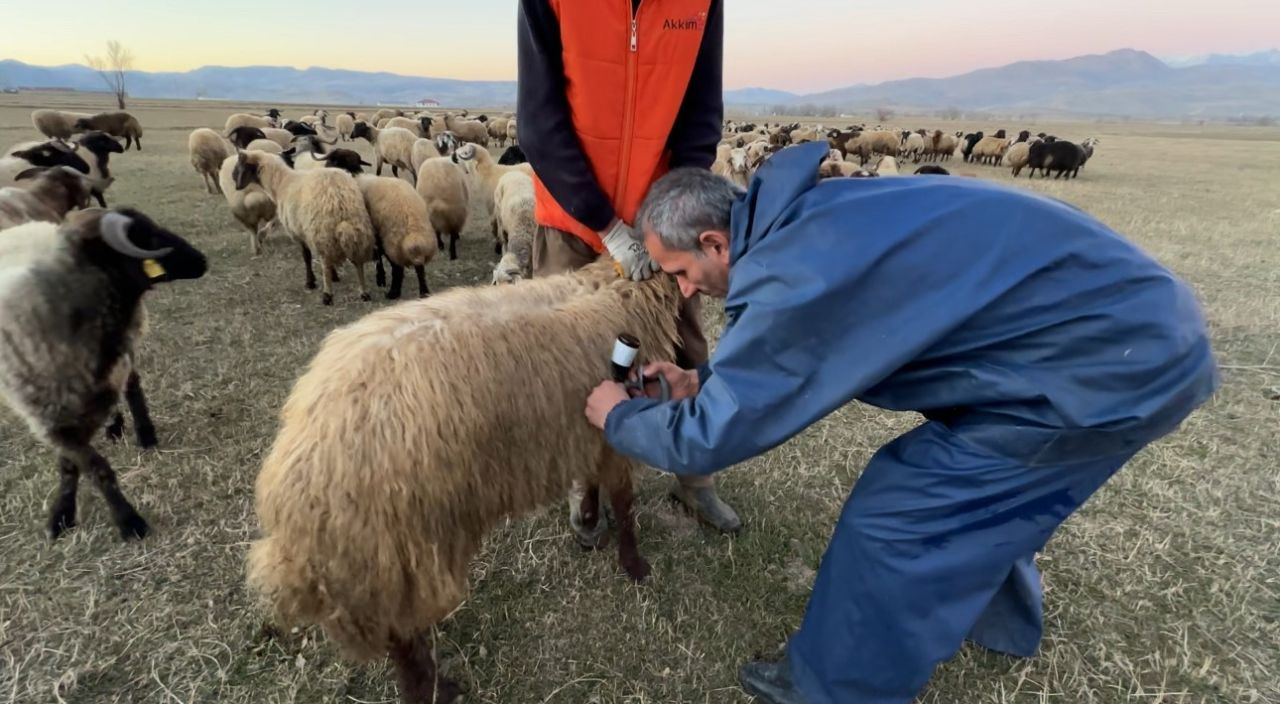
[248,260,680,703]
[845,130,900,165]
[0,166,92,228]
[74,112,143,150]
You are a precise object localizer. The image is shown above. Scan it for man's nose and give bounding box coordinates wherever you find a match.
[678,278,699,299]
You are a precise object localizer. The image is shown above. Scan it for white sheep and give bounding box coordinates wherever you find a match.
[415,156,470,261]
[901,132,926,163]
[0,166,92,229]
[351,123,419,184]
[357,175,437,300]
[505,119,518,145]
[410,138,442,173]
[245,139,283,155]
[189,128,233,195]
[443,113,489,146]
[487,117,511,146]
[225,112,280,132]
[30,110,93,141]
[490,171,535,284]
[712,147,751,188]
[336,112,356,141]
[872,155,900,175]
[452,142,533,216]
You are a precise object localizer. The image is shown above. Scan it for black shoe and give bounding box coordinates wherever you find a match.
[739,660,809,704]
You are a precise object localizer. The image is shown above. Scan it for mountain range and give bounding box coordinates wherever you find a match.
[2,48,1277,118]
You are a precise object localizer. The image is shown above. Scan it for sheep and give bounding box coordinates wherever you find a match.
[337,112,356,141]
[73,112,143,151]
[355,175,437,300]
[416,156,470,261]
[288,137,371,176]
[1006,141,1033,177]
[246,259,679,703]
[826,128,859,156]
[434,131,461,158]
[1028,140,1087,179]
[490,171,535,283]
[281,121,319,137]
[246,139,284,155]
[0,141,91,188]
[30,110,93,141]
[410,138,443,173]
[789,125,823,144]
[443,113,489,146]
[260,128,296,150]
[314,149,371,176]
[961,132,984,162]
[971,136,1009,166]
[225,112,280,132]
[0,166,92,229]
[487,116,511,146]
[1080,137,1099,169]
[452,142,533,214]
[505,119,518,145]
[218,154,277,255]
[73,131,125,207]
[385,116,433,137]
[711,147,751,188]
[497,145,527,165]
[0,208,207,539]
[901,132,926,163]
[232,150,376,304]
[189,128,234,195]
[226,126,267,150]
[845,130,900,165]
[370,108,403,125]
[926,130,958,162]
[818,159,863,178]
[744,140,775,170]
[913,165,950,175]
[872,155,900,176]
[351,122,419,184]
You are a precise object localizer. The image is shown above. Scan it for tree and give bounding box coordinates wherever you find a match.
[86,40,134,109]
[873,107,895,122]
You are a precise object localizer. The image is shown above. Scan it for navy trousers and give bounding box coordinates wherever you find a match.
[787,421,1146,703]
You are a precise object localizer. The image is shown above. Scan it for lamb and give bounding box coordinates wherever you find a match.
[845,130,900,165]
[232,150,376,304]
[490,171,535,283]
[247,259,679,704]
[218,154,277,255]
[357,175,436,300]
[487,116,511,146]
[189,128,234,195]
[443,113,489,146]
[225,112,281,132]
[711,147,751,187]
[0,141,91,188]
[30,110,93,141]
[0,166,92,228]
[415,156,470,261]
[351,123,419,184]
[0,208,207,539]
[452,142,534,215]
[73,112,143,150]
[72,131,125,206]
[337,112,356,141]
[410,138,442,172]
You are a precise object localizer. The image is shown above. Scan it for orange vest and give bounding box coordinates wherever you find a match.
[534,0,712,252]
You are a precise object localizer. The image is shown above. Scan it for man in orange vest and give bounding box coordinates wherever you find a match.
[517,0,741,542]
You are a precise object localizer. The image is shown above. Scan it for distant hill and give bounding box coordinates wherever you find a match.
[2,48,1278,117]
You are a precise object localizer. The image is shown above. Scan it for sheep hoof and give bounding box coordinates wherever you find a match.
[385,290,401,301]
[48,503,77,540]
[305,280,317,290]
[622,555,652,582]
[118,512,150,541]
[135,425,158,449]
[360,293,372,302]
[321,293,333,306]
[105,416,125,442]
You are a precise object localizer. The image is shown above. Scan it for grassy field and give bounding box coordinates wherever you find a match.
[1,92,1277,704]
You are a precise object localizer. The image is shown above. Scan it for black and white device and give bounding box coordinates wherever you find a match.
[611,333,640,383]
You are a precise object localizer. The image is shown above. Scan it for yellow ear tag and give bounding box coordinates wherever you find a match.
[612,260,625,279]
[142,259,166,279]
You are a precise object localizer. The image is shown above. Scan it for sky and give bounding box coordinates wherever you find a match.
[4,0,1278,94]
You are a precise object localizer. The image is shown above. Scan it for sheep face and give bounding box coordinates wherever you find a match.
[80,208,209,284]
[77,131,124,156]
[14,142,91,175]
[227,126,267,149]
[283,121,317,137]
[418,116,433,134]
[232,151,263,191]
[72,117,95,132]
[729,148,748,173]
[350,122,372,142]
[322,149,371,176]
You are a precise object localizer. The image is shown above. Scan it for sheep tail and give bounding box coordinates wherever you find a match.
[403,233,434,266]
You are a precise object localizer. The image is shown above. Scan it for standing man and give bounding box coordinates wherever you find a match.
[517,0,741,542]
[584,143,1219,703]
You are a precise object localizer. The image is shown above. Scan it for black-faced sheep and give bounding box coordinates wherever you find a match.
[0,141,91,188]
[227,126,267,150]
[247,260,679,704]
[232,150,376,304]
[73,112,143,151]
[1027,140,1086,179]
[497,145,527,165]
[73,131,125,207]
[0,208,207,539]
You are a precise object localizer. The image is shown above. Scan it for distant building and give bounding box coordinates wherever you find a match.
[416,98,440,107]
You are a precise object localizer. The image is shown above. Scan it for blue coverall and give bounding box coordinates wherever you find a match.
[604,143,1218,703]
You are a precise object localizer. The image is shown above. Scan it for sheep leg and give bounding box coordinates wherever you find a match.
[124,372,157,449]
[388,633,463,704]
[301,244,317,290]
[414,265,429,298]
[105,411,125,442]
[354,263,371,302]
[320,259,335,306]
[48,455,80,539]
[448,233,459,261]
[435,232,444,250]
[601,452,649,582]
[84,447,149,540]
[92,190,107,208]
[374,243,387,287]
[387,264,405,300]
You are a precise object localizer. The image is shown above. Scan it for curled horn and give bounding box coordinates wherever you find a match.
[100,212,173,259]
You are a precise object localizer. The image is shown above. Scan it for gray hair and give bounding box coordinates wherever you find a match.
[634,168,744,252]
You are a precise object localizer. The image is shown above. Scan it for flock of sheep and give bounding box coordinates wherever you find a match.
[0,103,1104,704]
[713,120,1101,184]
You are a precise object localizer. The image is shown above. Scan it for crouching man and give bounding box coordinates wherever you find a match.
[584,143,1218,704]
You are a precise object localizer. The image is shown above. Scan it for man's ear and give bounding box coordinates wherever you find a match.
[698,230,730,257]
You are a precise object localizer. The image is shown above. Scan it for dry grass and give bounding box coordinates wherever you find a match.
[1,93,1277,704]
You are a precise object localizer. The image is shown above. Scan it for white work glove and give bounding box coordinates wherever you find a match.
[601,218,659,281]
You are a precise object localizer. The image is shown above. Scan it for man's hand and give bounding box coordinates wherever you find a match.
[640,362,700,401]
[601,219,660,281]
[585,381,631,430]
